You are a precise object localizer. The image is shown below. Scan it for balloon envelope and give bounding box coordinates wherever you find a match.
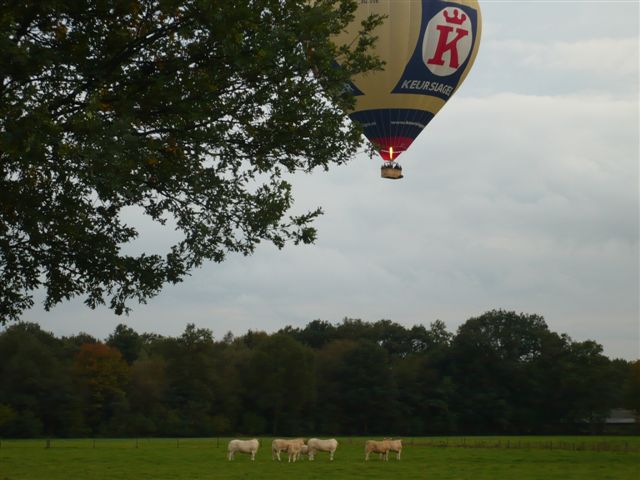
[335,0,482,162]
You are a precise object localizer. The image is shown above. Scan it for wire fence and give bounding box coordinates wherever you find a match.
[406,437,640,453]
[1,437,638,453]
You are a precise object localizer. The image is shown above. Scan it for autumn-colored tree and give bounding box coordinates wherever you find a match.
[73,342,130,432]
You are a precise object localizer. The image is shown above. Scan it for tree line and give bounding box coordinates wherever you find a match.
[0,310,638,438]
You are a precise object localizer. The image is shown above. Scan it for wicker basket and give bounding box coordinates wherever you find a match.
[381,165,403,179]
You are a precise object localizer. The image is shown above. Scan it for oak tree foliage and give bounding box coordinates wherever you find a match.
[0,0,383,320]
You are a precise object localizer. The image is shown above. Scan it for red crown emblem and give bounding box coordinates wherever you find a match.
[443,9,466,25]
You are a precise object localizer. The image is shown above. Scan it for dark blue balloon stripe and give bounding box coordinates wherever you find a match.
[350,109,435,143]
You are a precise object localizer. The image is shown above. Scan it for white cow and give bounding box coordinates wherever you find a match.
[307,438,338,461]
[227,439,259,460]
[271,438,305,461]
[287,442,303,463]
[384,438,402,460]
[365,439,391,461]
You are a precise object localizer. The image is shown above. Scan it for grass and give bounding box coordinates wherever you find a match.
[0,436,638,479]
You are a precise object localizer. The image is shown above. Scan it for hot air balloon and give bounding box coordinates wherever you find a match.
[334,0,482,179]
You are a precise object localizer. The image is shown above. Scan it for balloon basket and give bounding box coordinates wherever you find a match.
[381,164,403,180]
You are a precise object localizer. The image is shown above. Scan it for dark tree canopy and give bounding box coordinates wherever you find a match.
[0,0,382,321]
[0,311,636,438]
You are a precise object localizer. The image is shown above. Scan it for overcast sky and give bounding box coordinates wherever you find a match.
[20,0,640,360]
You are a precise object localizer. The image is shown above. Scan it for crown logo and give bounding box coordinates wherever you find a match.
[443,9,466,25]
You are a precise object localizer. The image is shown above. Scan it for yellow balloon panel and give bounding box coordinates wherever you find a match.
[335,0,482,161]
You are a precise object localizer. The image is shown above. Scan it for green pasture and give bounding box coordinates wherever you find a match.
[0,436,638,480]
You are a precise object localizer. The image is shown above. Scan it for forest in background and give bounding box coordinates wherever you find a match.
[0,309,638,438]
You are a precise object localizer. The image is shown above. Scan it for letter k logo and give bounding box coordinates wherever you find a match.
[427,25,469,69]
[422,7,474,77]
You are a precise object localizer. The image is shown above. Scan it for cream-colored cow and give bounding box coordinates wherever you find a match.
[365,439,391,461]
[384,438,403,460]
[287,442,303,462]
[307,438,338,461]
[227,439,259,460]
[271,438,305,461]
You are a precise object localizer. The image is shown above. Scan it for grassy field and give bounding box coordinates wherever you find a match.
[1,436,638,480]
